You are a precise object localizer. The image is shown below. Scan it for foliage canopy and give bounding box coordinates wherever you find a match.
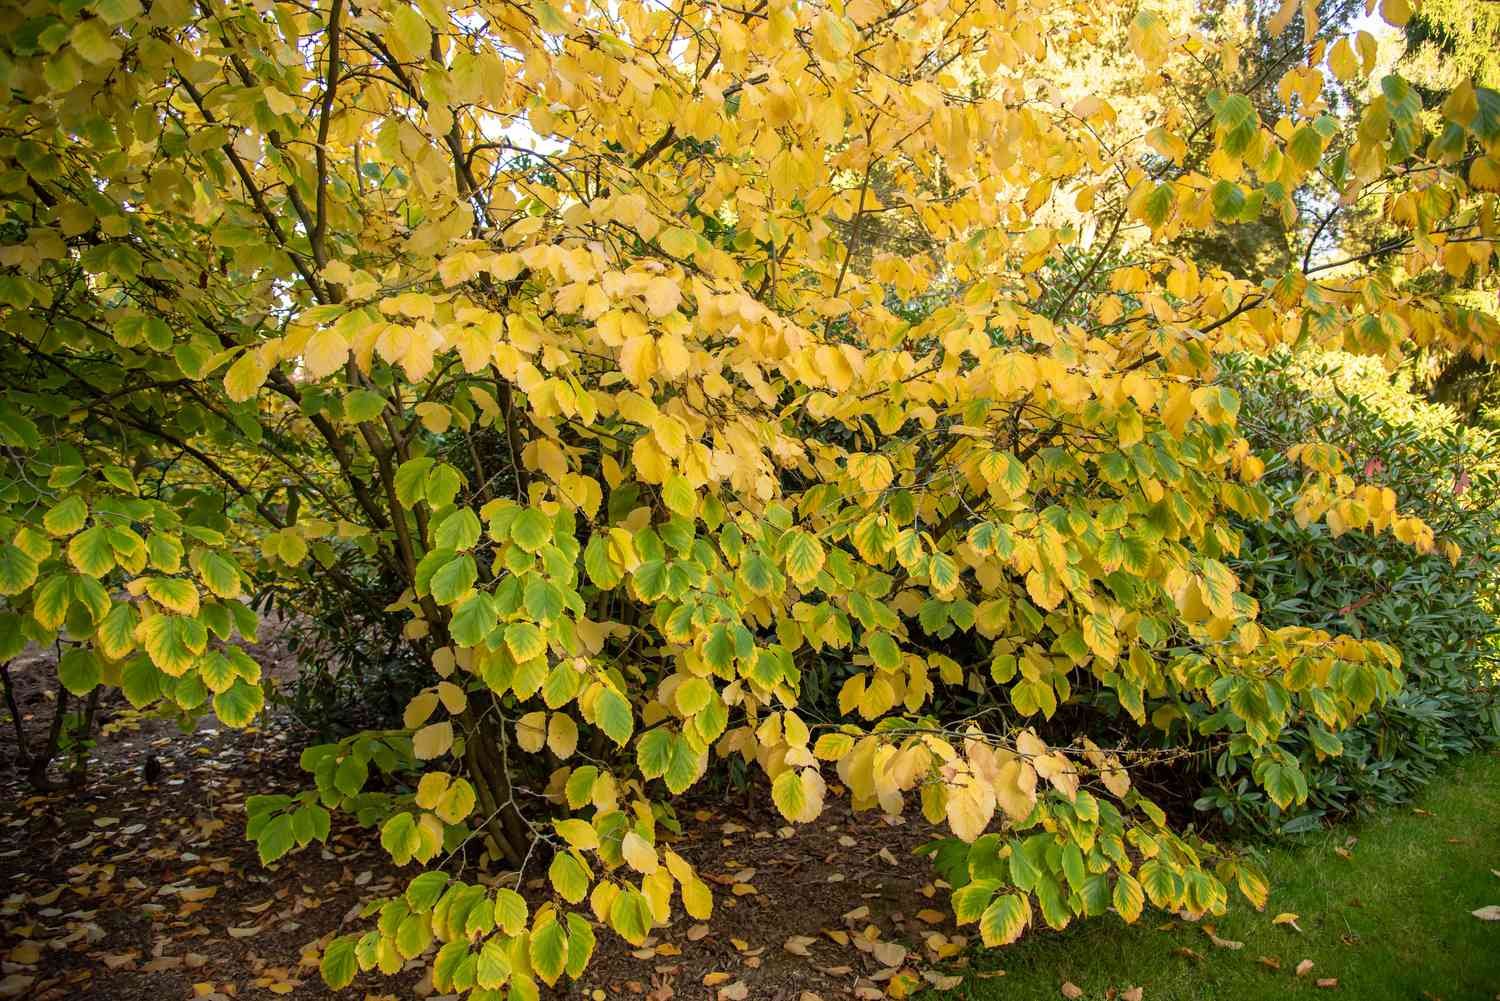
[2,0,1499,992]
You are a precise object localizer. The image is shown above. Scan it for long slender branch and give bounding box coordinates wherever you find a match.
[312,0,345,264]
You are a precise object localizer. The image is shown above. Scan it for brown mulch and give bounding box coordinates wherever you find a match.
[0,634,976,1000]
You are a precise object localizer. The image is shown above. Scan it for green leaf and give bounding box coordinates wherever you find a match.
[1287,125,1322,170]
[1210,180,1246,221]
[663,735,699,794]
[476,938,512,989]
[952,879,1000,924]
[607,888,653,946]
[146,577,199,615]
[595,685,633,746]
[68,526,116,577]
[565,912,596,979]
[737,552,776,595]
[661,475,697,517]
[395,912,433,959]
[335,753,369,798]
[676,677,712,715]
[121,657,164,708]
[1112,872,1145,923]
[529,916,568,986]
[0,544,39,596]
[213,677,264,727]
[431,940,468,992]
[632,560,670,603]
[195,650,235,693]
[257,813,295,865]
[1214,93,1257,155]
[394,457,435,507]
[0,614,24,662]
[430,555,478,604]
[583,536,619,588]
[503,621,546,662]
[1138,858,1179,909]
[405,871,450,912]
[866,630,901,671]
[434,508,482,550]
[426,464,464,509]
[138,614,207,675]
[549,851,591,903]
[321,936,358,990]
[494,888,528,935]
[197,551,242,598]
[58,647,101,695]
[1141,182,1175,228]
[510,508,552,553]
[703,625,735,672]
[147,534,183,573]
[927,552,960,592]
[978,892,1031,947]
[450,592,498,647]
[43,495,88,536]
[771,768,807,821]
[523,578,564,623]
[782,529,825,585]
[637,728,672,779]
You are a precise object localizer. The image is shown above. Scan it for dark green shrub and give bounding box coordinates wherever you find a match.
[1193,351,1500,834]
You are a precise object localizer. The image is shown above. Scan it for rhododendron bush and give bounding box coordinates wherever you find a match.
[1,0,1498,992]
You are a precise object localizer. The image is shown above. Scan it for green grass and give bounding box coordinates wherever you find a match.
[945,753,1500,1001]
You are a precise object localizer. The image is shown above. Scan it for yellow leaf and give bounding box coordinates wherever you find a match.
[621,831,658,873]
[547,712,578,758]
[412,721,453,760]
[403,691,438,729]
[516,711,547,752]
[302,328,349,380]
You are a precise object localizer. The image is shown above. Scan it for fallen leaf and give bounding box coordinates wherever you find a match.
[1121,988,1143,1001]
[687,924,710,941]
[923,972,964,990]
[1256,956,1282,971]
[701,973,732,987]
[717,982,749,1001]
[916,909,947,925]
[7,942,41,965]
[1296,959,1315,977]
[0,975,36,999]
[1316,979,1339,989]
[1207,933,1244,950]
[872,941,907,967]
[1061,982,1084,999]
[1272,912,1301,932]
[784,936,817,957]
[1473,906,1500,921]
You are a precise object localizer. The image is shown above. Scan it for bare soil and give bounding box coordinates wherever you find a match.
[0,640,976,1001]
